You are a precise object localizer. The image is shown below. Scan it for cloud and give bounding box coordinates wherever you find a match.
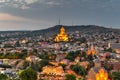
[0,0,64,9]
[0,0,39,9]
[24,0,38,4]
[0,13,53,23]
[0,13,31,21]
[45,1,61,6]
[0,0,39,4]
[0,13,54,30]
[0,0,5,3]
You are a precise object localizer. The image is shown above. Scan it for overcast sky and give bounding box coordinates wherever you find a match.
[0,0,120,31]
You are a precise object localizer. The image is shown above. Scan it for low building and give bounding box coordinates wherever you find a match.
[26,55,41,62]
[112,62,120,71]
[40,66,65,80]
[87,67,107,80]
[111,43,120,53]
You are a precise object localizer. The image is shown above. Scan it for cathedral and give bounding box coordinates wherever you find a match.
[54,26,68,42]
[86,45,96,55]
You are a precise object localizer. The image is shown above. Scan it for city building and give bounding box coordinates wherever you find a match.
[54,26,69,42]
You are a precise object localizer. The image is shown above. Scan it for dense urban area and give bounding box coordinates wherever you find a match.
[0,25,120,80]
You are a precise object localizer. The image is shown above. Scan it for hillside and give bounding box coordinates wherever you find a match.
[0,25,120,40]
[32,25,120,37]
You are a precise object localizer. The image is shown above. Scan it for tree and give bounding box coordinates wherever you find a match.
[109,71,120,80]
[66,51,77,61]
[86,61,94,73]
[19,68,37,80]
[0,53,5,59]
[80,37,87,43]
[4,44,13,48]
[37,60,49,72]
[14,41,21,47]
[87,54,94,61]
[103,62,113,72]
[32,49,38,55]
[38,52,49,60]
[21,49,28,59]
[80,51,86,58]
[70,64,86,77]
[104,48,115,53]
[49,54,56,60]
[65,74,76,80]
[22,61,29,69]
[39,60,49,67]
[0,73,8,80]
[58,63,66,70]
[22,49,27,55]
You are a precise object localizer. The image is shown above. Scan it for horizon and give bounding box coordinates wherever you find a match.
[0,0,120,31]
[0,24,119,31]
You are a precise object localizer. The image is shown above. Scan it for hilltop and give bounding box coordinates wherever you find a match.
[0,25,120,40]
[32,25,120,36]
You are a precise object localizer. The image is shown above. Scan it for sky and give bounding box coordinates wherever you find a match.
[0,0,120,31]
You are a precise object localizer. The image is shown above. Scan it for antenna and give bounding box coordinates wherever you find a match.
[72,20,74,26]
[58,16,61,25]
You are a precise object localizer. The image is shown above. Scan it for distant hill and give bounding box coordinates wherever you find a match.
[32,25,120,37]
[0,25,120,40]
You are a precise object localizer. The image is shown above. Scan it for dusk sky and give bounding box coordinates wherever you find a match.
[0,0,120,31]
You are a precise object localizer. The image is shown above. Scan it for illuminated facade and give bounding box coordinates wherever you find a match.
[96,69,108,80]
[41,66,64,75]
[39,66,65,80]
[86,45,96,55]
[26,55,40,62]
[21,39,28,43]
[54,26,68,42]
